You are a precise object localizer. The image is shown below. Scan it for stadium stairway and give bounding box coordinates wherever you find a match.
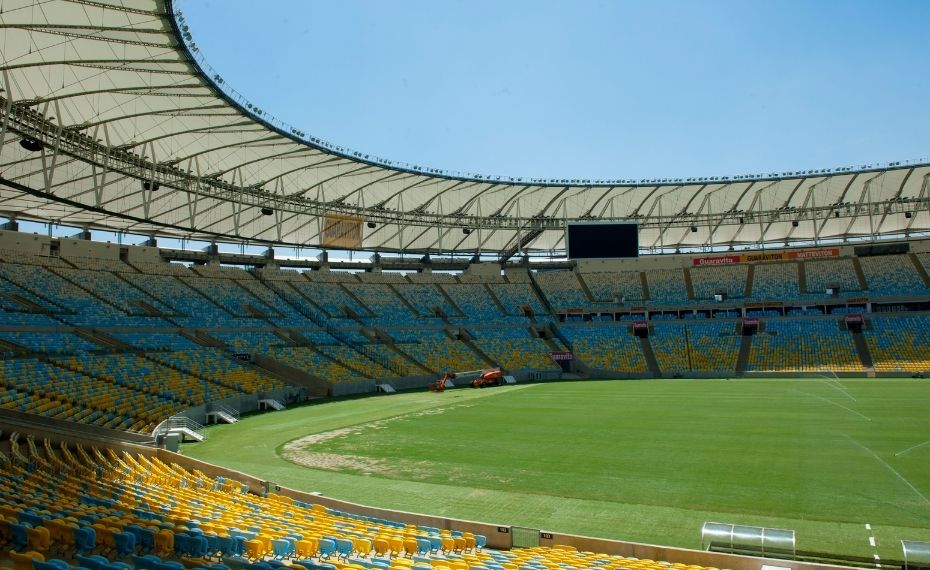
[638,336,661,377]
[437,286,466,318]
[250,353,330,397]
[574,272,596,304]
[525,271,554,315]
[455,329,499,369]
[743,264,754,298]
[179,330,226,348]
[798,260,809,294]
[46,266,126,315]
[682,268,695,300]
[639,271,651,302]
[851,257,869,291]
[73,329,134,351]
[483,283,510,315]
[735,333,753,375]
[909,252,930,287]
[381,339,434,375]
[2,292,56,315]
[127,299,169,318]
[850,328,875,372]
[387,283,424,317]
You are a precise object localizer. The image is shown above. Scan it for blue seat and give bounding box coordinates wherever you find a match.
[334,538,353,559]
[271,538,292,560]
[318,539,336,559]
[114,531,137,558]
[415,539,431,556]
[75,526,96,554]
[187,534,209,558]
[10,522,30,550]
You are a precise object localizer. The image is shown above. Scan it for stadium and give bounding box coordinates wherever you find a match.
[1,2,929,570]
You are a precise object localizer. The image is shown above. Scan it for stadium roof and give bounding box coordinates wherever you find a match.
[0,0,928,257]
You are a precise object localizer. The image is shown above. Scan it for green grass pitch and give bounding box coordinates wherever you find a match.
[183,378,930,560]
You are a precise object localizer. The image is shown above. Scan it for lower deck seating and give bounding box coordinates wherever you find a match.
[470,328,560,371]
[863,315,930,372]
[0,434,723,570]
[747,319,861,372]
[561,325,648,373]
[268,347,366,383]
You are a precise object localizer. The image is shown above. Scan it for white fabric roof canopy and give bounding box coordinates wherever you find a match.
[0,0,928,255]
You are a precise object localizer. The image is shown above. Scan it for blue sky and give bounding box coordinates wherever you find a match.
[178,0,930,181]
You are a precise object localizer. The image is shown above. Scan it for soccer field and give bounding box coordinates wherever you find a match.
[184,378,930,561]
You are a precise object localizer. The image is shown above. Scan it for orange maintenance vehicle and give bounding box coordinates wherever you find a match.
[470,368,503,388]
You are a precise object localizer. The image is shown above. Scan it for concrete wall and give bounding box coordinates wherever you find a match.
[0,229,50,255]
[59,238,121,260]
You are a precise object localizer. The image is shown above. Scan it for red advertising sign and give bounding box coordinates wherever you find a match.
[693,247,840,267]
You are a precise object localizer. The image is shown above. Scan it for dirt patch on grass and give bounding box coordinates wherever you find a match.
[281,407,451,476]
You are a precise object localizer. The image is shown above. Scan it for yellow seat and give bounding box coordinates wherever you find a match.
[26,526,50,552]
[402,538,418,557]
[297,538,318,558]
[245,539,265,561]
[154,529,174,557]
[355,538,372,557]
[9,551,44,570]
[373,538,390,557]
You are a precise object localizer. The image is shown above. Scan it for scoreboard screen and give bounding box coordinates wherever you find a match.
[566,222,639,259]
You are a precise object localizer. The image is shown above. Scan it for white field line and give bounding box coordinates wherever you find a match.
[844,434,930,506]
[794,389,871,421]
[895,438,930,457]
[816,375,857,401]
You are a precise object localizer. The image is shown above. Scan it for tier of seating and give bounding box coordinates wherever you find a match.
[858,254,928,295]
[863,315,930,372]
[122,274,240,328]
[347,285,416,326]
[750,262,799,300]
[145,350,283,395]
[215,333,288,354]
[0,434,716,570]
[470,329,561,371]
[110,333,200,352]
[580,271,644,304]
[53,267,174,317]
[561,325,648,373]
[0,332,99,355]
[290,282,368,319]
[399,331,486,374]
[180,277,274,319]
[648,323,690,374]
[0,359,176,432]
[441,284,505,322]
[746,320,861,372]
[486,284,546,317]
[56,354,241,406]
[804,259,861,296]
[0,264,159,327]
[392,284,461,318]
[0,252,927,407]
[643,269,688,305]
[690,265,748,300]
[314,346,394,379]
[267,347,366,383]
[533,271,589,311]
